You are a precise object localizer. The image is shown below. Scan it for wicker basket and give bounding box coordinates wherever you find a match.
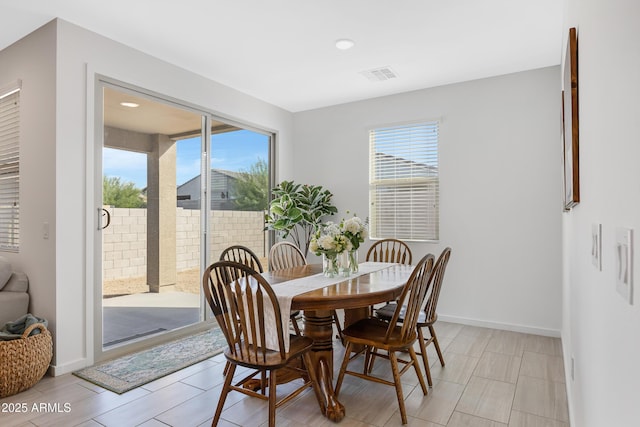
[0,323,53,398]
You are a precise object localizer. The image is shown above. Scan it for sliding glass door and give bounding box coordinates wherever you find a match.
[96,81,273,359]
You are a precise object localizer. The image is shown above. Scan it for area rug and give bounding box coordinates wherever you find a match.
[73,328,226,394]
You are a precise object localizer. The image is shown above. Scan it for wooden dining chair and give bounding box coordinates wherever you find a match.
[269,241,344,340]
[366,238,413,265]
[334,254,436,425]
[374,247,452,386]
[203,260,325,427]
[364,238,414,317]
[267,241,307,335]
[268,241,306,271]
[219,245,264,273]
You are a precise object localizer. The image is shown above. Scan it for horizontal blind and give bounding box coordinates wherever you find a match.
[369,122,439,241]
[0,87,20,250]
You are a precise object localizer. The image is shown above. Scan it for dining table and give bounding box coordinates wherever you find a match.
[261,261,416,422]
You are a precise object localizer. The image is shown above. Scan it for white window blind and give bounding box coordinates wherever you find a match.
[0,82,20,251]
[369,121,439,241]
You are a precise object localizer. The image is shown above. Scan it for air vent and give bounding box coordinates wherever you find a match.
[360,66,398,82]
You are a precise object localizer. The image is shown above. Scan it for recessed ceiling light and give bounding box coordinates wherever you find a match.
[120,102,140,108]
[335,39,355,50]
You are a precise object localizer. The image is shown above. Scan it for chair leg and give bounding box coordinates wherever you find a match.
[212,363,236,427]
[334,342,353,396]
[389,351,408,425]
[408,346,428,395]
[332,310,343,341]
[366,347,378,373]
[291,316,302,336]
[417,327,433,387]
[429,325,445,366]
[268,369,277,427]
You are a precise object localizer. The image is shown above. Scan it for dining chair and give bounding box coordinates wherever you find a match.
[366,238,413,265]
[267,241,308,335]
[203,260,325,427]
[219,245,264,273]
[364,238,414,317]
[373,247,452,386]
[269,241,344,340]
[268,241,306,271]
[334,254,436,425]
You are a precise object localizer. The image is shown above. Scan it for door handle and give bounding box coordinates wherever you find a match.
[99,208,111,230]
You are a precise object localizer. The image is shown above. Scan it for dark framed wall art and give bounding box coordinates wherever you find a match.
[563,27,579,210]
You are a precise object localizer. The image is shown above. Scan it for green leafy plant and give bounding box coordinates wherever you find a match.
[103,176,146,208]
[265,180,338,256]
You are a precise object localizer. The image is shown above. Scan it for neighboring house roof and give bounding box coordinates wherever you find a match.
[373,152,438,178]
[177,168,240,190]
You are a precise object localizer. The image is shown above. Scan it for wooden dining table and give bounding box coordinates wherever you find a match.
[262,262,415,422]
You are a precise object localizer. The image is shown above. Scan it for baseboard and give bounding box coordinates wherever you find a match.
[48,357,89,377]
[438,314,561,338]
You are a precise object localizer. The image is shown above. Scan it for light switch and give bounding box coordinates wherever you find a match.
[43,222,49,240]
[592,223,602,271]
[615,227,633,305]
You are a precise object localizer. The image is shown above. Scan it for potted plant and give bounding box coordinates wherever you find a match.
[265,180,337,257]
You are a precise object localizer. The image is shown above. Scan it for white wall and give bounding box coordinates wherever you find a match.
[0,21,57,352]
[0,18,295,373]
[293,67,562,335]
[563,1,640,426]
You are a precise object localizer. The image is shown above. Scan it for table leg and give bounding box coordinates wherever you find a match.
[304,310,345,422]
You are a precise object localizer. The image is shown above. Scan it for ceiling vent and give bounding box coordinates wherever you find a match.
[359,66,398,82]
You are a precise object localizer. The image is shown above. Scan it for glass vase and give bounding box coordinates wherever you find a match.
[348,249,359,273]
[337,251,351,277]
[322,253,339,278]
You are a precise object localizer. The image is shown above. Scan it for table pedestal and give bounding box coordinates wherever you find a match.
[303,310,345,422]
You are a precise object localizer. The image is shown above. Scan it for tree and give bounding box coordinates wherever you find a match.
[103,176,146,208]
[233,159,268,211]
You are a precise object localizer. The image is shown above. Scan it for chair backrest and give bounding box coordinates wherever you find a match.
[269,241,307,271]
[203,260,287,361]
[384,253,435,344]
[366,239,413,265]
[422,247,452,324]
[219,245,264,273]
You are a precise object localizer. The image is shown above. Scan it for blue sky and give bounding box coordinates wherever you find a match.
[103,129,269,188]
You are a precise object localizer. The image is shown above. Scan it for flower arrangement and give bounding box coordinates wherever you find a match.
[341,215,368,251]
[310,222,353,277]
[310,213,368,276]
[340,214,368,273]
[309,222,352,257]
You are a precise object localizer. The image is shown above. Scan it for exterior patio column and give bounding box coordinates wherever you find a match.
[147,134,177,293]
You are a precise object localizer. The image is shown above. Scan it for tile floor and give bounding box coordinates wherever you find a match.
[0,322,570,427]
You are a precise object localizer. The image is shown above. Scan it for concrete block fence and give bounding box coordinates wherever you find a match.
[102,207,267,281]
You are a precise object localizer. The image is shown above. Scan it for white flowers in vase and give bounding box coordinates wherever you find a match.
[340,214,368,273]
[310,214,369,276]
[310,222,353,277]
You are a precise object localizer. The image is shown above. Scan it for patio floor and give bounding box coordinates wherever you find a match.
[102,291,200,347]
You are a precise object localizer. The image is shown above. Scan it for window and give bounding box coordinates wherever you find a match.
[0,81,21,251]
[369,121,439,241]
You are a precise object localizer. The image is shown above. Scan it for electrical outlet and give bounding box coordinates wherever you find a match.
[615,228,633,305]
[592,223,602,270]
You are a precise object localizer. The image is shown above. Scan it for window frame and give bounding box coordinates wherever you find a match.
[368,120,440,243]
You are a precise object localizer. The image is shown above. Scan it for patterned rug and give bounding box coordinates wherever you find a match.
[73,328,226,394]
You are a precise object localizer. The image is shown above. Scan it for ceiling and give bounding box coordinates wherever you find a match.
[0,0,564,113]
[104,87,233,136]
